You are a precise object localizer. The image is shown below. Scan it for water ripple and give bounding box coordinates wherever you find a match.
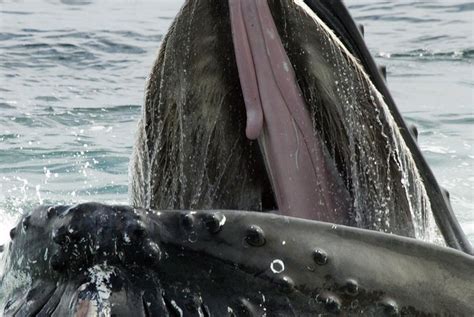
[376,48,474,61]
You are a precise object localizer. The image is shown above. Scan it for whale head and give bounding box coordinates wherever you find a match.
[129,0,463,245]
[2,203,473,316]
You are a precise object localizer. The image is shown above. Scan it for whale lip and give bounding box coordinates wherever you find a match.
[228,0,473,255]
[229,0,352,223]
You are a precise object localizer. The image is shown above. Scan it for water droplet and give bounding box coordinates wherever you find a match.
[270,259,285,274]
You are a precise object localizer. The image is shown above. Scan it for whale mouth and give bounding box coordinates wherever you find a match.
[127,0,470,244]
[229,0,352,224]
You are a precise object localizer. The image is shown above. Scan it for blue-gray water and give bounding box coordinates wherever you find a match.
[0,0,472,245]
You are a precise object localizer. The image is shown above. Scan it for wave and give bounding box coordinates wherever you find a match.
[376,48,474,61]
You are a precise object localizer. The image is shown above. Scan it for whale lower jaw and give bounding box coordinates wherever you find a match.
[127,0,473,248]
[1,203,473,316]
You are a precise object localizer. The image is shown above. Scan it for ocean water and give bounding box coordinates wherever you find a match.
[0,0,472,246]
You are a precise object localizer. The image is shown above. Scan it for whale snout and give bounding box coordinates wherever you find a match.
[2,204,474,316]
[2,204,168,315]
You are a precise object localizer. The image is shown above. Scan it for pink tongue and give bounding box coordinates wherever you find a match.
[229,0,351,222]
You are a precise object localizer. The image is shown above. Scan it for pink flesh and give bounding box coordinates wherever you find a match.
[229,0,351,222]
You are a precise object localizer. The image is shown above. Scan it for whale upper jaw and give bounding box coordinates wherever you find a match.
[1,203,473,316]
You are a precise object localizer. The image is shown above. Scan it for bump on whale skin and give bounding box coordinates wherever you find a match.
[1,203,473,316]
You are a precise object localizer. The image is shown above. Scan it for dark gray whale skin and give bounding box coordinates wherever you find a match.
[1,203,473,316]
[303,0,473,258]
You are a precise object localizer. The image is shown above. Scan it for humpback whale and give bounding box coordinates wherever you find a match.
[1,0,473,315]
[1,203,473,315]
[128,0,472,251]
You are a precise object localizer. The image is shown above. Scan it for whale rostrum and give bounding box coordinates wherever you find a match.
[1,203,473,315]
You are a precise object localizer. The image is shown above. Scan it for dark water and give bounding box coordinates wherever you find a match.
[0,0,472,244]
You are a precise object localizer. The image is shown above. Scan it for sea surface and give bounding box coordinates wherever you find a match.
[0,0,472,246]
